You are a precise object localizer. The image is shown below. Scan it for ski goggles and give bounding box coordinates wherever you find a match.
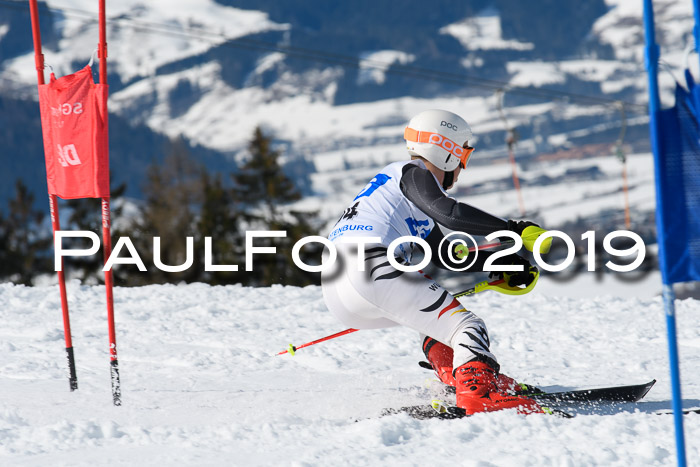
[404,127,475,168]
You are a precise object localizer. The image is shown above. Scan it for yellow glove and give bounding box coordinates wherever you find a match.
[507,220,552,254]
[522,225,552,254]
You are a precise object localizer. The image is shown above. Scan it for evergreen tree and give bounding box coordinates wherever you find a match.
[196,170,243,285]
[233,126,321,286]
[0,180,52,284]
[235,127,300,218]
[127,137,204,285]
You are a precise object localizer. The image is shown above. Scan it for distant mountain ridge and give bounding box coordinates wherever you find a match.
[0,0,692,208]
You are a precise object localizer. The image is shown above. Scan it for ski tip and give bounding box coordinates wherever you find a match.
[639,379,657,399]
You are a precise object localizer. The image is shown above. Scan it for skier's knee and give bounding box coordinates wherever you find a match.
[455,314,488,335]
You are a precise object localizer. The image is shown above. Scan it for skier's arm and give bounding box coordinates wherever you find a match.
[401,164,551,253]
[400,164,507,236]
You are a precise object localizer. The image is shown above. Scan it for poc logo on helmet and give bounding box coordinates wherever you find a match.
[441,120,458,131]
[427,133,467,156]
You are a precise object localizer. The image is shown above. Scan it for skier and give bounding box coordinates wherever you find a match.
[321,109,551,415]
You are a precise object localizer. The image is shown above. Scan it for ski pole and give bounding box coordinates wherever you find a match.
[276,328,359,356]
[454,269,540,298]
[466,237,515,253]
[454,278,505,298]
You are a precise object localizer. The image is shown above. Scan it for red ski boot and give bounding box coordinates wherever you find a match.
[423,337,542,398]
[455,361,544,415]
[422,337,456,387]
[495,372,541,395]
[495,372,520,393]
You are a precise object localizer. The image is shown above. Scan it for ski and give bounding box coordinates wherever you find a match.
[526,379,656,403]
[380,401,571,420]
[655,407,700,416]
[382,380,657,420]
[381,403,700,420]
[439,379,656,402]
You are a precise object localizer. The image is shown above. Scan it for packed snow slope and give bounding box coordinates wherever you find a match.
[1,281,699,466]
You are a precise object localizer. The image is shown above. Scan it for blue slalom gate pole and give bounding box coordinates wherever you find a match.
[662,285,686,467]
[643,1,687,465]
[694,0,700,71]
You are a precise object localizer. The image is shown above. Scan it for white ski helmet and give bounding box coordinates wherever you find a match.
[404,109,474,172]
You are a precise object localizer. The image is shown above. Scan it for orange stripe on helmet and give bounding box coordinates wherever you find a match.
[404,127,474,168]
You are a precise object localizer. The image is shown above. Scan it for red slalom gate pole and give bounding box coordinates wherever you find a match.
[52,196,78,390]
[98,0,108,84]
[98,0,121,406]
[28,0,44,85]
[277,328,359,356]
[507,140,526,216]
[102,199,120,405]
[29,0,78,391]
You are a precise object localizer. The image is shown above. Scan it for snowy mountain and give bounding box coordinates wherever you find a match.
[0,0,696,215]
[1,281,698,465]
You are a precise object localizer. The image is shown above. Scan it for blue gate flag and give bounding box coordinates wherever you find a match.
[654,70,700,284]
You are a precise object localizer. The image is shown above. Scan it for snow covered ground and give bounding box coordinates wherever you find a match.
[1,280,699,466]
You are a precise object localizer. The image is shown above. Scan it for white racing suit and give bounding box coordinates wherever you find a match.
[321,159,510,371]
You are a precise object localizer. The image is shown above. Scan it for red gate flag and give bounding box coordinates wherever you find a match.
[38,65,110,198]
